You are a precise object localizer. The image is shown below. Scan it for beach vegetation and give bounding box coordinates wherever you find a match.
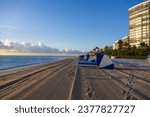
[91,42,150,59]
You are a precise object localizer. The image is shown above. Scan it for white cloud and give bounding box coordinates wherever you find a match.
[3,39,15,47]
[0,39,85,54]
[38,41,44,47]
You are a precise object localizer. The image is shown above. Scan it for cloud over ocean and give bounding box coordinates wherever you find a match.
[0,39,85,54]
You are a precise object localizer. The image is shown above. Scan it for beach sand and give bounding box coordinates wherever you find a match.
[0,58,77,100]
[0,58,150,100]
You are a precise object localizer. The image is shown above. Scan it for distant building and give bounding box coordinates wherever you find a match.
[122,36,129,43]
[113,41,117,50]
[113,40,123,50]
[128,0,150,47]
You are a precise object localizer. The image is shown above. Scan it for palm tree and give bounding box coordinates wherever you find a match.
[123,42,130,48]
[93,47,99,52]
[140,42,147,48]
[117,40,123,49]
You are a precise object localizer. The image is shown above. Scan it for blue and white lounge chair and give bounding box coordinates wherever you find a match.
[78,54,97,65]
[78,53,114,69]
[96,53,114,69]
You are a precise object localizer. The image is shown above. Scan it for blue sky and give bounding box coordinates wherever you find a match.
[0,0,145,52]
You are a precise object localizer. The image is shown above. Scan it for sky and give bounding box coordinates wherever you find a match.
[0,0,146,54]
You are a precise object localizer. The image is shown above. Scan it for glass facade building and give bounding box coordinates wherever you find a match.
[129,0,150,47]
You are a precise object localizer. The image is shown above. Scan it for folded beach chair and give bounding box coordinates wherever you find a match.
[78,54,97,65]
[97,53,114,69]
[78,53,114,69]
[85,54,90,61]
[79,55,84,61]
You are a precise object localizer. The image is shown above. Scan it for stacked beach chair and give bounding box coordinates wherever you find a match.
[78,53,114,69]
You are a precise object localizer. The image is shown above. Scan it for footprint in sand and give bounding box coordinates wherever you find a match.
[65,71,75,78]
[86,82,95,98]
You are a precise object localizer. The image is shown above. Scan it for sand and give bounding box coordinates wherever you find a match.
[0,58,77,100]
[0,58,149,100]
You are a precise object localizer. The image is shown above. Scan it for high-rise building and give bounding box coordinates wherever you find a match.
[129,0,150,47]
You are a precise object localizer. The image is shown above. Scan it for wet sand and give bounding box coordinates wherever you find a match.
[0,58,150,100]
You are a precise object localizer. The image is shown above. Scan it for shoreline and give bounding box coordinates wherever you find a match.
[0,58,69,78]
[0,57,67,73]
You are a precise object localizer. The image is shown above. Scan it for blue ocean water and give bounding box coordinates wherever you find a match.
[0,56,67,71]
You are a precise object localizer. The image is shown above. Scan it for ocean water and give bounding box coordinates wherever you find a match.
[0,56,67,71]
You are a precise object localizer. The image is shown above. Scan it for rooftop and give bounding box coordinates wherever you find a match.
[128,0,150,11]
